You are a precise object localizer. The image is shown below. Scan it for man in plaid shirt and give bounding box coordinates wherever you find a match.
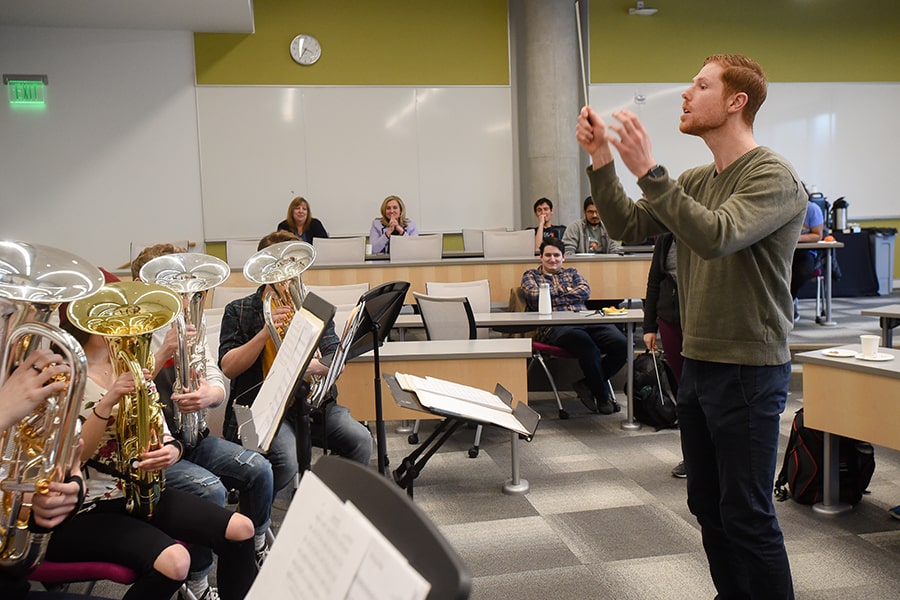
[521,238,627,414]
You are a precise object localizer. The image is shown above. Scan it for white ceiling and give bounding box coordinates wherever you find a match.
[0,0,255,33]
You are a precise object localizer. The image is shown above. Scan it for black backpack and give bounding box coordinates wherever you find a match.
[774,408,875,506]
[630,350,678,430]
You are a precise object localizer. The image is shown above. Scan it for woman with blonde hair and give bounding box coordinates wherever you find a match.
[277,196,329,243]
[368,195,418,254]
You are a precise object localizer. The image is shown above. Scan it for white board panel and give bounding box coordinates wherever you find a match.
[588,82,900,220]
[197,86,514,240]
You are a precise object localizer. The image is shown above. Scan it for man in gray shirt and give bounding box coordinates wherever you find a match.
[562,196,622,256]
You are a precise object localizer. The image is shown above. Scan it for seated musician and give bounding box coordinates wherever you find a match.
[48,321,257,600]
[130,245,276,584]
[218,231,372,494]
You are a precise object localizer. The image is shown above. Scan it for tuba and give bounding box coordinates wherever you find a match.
[67,282,181,518]
[243,241,316,350]
[139,253,230,449]
[0,240,104,573]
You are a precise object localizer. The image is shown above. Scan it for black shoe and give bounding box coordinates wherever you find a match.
[671,461,687,479]
[597,397,615,415]
[573,379,597,413]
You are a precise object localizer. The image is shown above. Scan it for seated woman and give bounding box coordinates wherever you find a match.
[368,195,418,254]
[277,196,328,243]
[48,322,256,600]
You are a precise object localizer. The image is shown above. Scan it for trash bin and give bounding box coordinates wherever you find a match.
[866,227,897,295]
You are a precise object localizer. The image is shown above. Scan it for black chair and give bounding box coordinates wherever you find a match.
[312,456,472,600]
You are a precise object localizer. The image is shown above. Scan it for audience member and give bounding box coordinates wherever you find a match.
[369,195,418,254]
[530,197,567,252]
[520,238,627,414]
[577,53,804,599]
[790,199,825,321]
[277,196,329,243]
[562,196,622,255]
[218,231,373,493]
[642,233,685,477]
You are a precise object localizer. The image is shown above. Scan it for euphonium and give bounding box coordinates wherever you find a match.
[139,253,230,449]
[67,282,181,518]
[243,241,316,351]
[0,240,104,573]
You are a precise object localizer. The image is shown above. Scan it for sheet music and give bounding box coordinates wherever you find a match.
[309,301,366,408]
[409,374,512,413]
[395,372,530,436]
[247,472,430,600]
[248,308,324,451]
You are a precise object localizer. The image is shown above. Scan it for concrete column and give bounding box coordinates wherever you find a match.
[509,0,587,230]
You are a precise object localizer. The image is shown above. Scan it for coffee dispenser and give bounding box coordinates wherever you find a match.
[832,197,849,232]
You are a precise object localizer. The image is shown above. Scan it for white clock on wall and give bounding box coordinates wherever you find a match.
[290,34,322,66]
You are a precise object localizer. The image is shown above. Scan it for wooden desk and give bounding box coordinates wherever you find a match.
[797,240,844,326]
[861,304,900,348]
[394,309,646,430]
[222,254,651,305]
[340,338,531,422]
[795,344,900,513]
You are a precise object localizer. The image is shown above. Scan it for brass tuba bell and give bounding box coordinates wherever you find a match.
[243,241,316,349]
[139,253,230,449]
[67,282,182,518]
[0,240,104,573]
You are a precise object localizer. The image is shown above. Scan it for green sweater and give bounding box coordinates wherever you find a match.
[588,146,806,366]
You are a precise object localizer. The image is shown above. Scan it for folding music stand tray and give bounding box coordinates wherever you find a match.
[344,281,410,474]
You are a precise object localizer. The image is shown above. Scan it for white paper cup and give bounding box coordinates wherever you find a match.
[860,334,880,358]
[365,244,373,255]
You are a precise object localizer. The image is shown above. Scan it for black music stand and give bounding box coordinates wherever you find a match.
[345,281,410,474]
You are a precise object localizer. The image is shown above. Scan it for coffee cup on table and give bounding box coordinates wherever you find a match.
[860,334,880,358]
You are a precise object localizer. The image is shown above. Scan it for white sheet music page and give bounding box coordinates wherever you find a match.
[250,308,323,451]
[246,472,430,600]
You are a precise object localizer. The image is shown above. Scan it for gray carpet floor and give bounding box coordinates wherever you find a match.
[36,293,900,599]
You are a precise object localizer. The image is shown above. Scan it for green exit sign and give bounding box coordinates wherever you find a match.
[4,75,48,106]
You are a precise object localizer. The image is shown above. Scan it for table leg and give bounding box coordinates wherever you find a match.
[812,431,852,515]
[817,247,837,326]
[879,317,897,348]
[503,431,529,495]
[621,321,641,431]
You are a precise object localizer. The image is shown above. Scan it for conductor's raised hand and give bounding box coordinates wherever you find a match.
[608,110,657,179]
[576,107,615,169]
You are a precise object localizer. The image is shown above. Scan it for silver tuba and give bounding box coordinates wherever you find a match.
[243,241,316,350]
[67,282,182,518]
[0,240,104,573]
[139,253,230,449]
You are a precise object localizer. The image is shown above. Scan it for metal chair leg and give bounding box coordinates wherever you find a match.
[532,352,568,420]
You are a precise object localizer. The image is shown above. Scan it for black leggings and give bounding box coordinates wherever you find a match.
[45,488,255,600]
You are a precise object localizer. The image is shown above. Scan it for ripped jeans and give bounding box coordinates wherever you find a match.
[166,436,274,577]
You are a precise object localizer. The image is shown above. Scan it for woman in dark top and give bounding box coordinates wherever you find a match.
[277,196,329,243]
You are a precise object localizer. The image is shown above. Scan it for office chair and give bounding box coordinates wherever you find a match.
[481,230,534,259]
[411,293,485,458]
[389,234,443,263]
[225,239,261,269]
[425,279,491,338]
[312,236,366,265]
[461,227,505,253]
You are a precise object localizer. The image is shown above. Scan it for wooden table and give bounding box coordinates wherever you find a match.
[340,338,531,422]
[394,309,647,431]
[221,254,651,305]
[797,240,844,326]
[861,304,900,348]
[795,344,900,514]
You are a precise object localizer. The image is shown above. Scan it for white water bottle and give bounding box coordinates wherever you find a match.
[538,282,551,315]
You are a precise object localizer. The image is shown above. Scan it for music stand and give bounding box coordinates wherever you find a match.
[345,281,410,474]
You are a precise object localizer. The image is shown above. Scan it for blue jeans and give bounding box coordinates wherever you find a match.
[678,358,794,600]
[267,402,372,493]
[166,436,273,577]
[542,323,627,402]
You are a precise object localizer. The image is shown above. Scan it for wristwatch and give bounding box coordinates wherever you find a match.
[644,164,665,179]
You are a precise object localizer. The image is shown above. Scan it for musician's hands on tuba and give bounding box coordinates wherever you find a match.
[0,349,69,430]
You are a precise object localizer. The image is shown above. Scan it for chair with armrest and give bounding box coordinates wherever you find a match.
[411,293,485,457]
[312,236,366,265]
[424,279,491,339]
[389,234,443,263]
[482,230,534,259]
